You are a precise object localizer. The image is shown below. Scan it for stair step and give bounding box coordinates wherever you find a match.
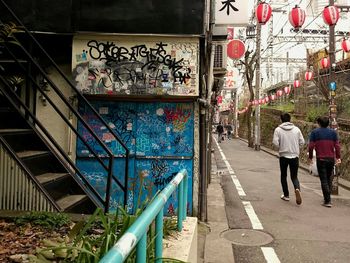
[0,128,32,134]
[56,195,88,211]
[36,172,70,184]
[17,150,49,158]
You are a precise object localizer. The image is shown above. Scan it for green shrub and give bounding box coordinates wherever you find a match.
[305,105,328,123]
[14,211,70,229]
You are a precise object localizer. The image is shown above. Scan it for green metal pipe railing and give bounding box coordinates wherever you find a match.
[100,169,188,263]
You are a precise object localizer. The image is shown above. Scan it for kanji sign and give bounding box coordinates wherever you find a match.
[215,0,250,26]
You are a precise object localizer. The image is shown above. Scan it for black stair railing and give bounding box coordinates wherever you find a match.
[0,0,130,213]
[0,74,107,210]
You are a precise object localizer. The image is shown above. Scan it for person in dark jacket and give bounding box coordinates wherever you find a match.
[216,123,224,143]
[308,116,341,207]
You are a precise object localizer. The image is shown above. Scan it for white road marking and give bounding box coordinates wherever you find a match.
[231,175,246,196]
[261,247,281,263]
[215,138,280,263]
[242,201,264,230]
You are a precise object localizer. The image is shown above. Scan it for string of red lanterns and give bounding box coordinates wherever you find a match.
[236,87,294,115]
[236,3,344,118]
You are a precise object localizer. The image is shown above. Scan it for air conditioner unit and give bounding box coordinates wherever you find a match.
[214,43,227,69]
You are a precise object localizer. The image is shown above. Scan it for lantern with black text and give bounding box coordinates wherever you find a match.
[289,5,306,29]
[256,2,272,25]
[305,71,314,81]
[321,57,330,69]
[322,5,340,26]
[341,39,350,53]
[293,80,301,88]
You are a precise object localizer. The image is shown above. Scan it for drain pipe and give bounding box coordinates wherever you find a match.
[199,43,215,222]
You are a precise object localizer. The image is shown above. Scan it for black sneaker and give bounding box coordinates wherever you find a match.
[322,202,332,208]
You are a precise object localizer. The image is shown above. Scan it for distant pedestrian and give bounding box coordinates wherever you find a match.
[216,123,224,143]
[308,116,341,208]
[225,124,233,140]
[273,113,305,205]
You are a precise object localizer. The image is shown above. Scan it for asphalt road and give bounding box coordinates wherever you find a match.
[214,138,350,263]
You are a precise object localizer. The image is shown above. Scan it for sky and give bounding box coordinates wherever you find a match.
[248,0,350,88]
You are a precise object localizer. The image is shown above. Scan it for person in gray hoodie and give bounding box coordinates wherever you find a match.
[273,113,305,205]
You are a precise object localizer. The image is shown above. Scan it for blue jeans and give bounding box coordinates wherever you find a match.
[279,157,300,197]
[316,158,335,204]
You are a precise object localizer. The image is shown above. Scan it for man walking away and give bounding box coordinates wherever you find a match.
[308,116,341,208]
[226,124,233,140]
[273,113,305,205]
[216,123,224,143]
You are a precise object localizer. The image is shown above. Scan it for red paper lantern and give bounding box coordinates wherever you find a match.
[265,96,269,103]
[305,71,314,81]
[322,5,340,26]
[321,57,330,69]
[293,80,301,88]
[276,90,283,97]
[289,5,306,29]
[256,2,272,25]
[270,94,276,101]
[341,39,350,52]
[284,86,291,94]
[227,39,246,59]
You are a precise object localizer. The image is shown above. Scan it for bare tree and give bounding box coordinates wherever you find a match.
[241,49,257,148]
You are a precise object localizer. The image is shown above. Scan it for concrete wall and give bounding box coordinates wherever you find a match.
[35,64,77,161]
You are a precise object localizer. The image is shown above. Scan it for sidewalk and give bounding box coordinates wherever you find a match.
[202,150,235,263]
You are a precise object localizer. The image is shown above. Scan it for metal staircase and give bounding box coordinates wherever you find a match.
[0,0,130,214]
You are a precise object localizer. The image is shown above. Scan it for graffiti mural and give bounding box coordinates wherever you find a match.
[76,101,194,214]
[72,36,199,96]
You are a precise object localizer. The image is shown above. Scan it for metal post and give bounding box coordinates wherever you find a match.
[155,209,164,263]
[177,180,184,231]
[329,0,338,195]
[183,174,188,220]
[234,89,239,138]
[254,22,262,151]
[136,233,147,263]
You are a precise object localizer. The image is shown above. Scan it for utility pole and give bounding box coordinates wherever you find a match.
[328,0,338,195]
[324,2,350,195]
[329,0,337,130]
[254,22,261,151]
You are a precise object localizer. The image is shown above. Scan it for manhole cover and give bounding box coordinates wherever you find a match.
[221,229,274,246]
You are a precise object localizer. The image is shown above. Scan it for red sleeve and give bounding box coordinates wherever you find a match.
[308,141,315,159]
[335,140,341,159]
